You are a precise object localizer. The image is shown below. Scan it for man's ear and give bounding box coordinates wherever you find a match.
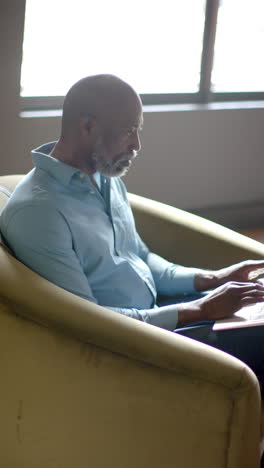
[80,115,97,135]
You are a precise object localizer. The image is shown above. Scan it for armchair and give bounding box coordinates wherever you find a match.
[0,174,264,468]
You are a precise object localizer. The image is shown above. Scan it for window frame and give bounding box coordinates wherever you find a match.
[20,0,264,112]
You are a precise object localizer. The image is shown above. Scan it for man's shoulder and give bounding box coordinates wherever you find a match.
[1,171,54,217]
[0,193,69,252]
[0,171,62,236]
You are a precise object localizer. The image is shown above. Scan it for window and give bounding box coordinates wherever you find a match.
[20,0,264,110]
[212,0,264,93]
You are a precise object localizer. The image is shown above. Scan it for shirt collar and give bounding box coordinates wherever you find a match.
[93,171,101,190]
[32,141,99,188]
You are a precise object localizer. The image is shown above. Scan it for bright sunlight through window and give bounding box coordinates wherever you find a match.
[212,0,264,92]
[21,0,206,97]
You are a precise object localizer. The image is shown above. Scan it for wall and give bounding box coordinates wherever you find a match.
[1,1,264,228]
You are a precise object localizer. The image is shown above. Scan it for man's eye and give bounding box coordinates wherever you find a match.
[125,127,141,137]
[122,126,142,138]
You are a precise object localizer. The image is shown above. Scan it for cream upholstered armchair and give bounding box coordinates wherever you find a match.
[1,174,264,468]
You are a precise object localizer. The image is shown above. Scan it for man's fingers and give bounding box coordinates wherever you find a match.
[241,290,264,298]
[240,295,264,307]
[225,281,264,291]
[248,268,264,280]
[245,260,264,268]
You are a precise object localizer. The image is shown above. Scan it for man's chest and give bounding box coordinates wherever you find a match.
[61,182,138,262]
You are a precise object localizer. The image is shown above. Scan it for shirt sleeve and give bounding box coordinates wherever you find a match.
[135,232,200,296]
[2,203,98,302]
[146,252,201,296]
[2,203,178,330]
[107,305,178,330]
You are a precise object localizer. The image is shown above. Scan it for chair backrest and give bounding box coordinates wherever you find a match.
[0,175,25,250]
[0,175,24,211]
[0,184,11,211]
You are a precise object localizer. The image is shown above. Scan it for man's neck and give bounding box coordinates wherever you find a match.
[50,140,98,188]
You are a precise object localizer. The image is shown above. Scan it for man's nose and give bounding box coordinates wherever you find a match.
[128,131,141,152]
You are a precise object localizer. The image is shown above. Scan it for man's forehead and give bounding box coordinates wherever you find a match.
[124,93,143,124]
[131,111,144,128]
[117,106,143,130]
[103,95,143,131]
[138,113,144,127]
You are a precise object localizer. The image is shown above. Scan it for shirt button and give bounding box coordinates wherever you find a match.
[79,173,85,180]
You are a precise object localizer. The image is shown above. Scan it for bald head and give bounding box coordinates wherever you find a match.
[52,75,142,178]
[61,74,142,136]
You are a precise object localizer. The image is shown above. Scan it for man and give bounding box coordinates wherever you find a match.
[1,74,264,386]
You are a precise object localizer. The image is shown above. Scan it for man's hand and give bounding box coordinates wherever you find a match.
[194,260,264,291]
[214,260,264,284]
[177,281,264,327]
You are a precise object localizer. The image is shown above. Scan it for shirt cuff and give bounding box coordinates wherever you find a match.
[147,306,178,330]
[170,266,201,295]
[107,305,177,331]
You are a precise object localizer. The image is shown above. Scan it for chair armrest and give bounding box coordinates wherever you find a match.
[0,297,261,468]
[0,247,262,467]
[0,248,259,389]
[128,192,264,269]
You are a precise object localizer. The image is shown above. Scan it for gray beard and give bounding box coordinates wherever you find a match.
[91,151,137,177]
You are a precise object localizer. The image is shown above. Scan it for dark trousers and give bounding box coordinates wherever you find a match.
[159,293,264,394]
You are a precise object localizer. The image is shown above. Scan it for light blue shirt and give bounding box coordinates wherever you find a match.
[0,142,200,330]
